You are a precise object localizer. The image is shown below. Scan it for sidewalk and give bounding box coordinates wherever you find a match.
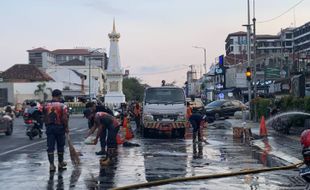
[226,119,303,164]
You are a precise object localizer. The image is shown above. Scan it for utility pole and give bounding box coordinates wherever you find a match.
[193,46,207,74]
[244,0,252,120]
[89,58,91,100]
[253,0,257,121]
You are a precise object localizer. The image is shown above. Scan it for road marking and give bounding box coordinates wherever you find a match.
[0,140,46,156]
[0,127,88,157]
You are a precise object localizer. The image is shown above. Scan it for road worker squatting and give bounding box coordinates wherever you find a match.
[84,108,135,166]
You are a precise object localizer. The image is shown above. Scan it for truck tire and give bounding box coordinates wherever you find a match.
[178,128,185,138]
[172,128,185,138]
[142,126,150,138]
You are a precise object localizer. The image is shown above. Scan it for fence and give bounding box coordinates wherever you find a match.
[65,102,86,114]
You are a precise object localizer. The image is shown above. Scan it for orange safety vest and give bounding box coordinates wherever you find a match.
[186,106,193,119]
[134,104,141,117]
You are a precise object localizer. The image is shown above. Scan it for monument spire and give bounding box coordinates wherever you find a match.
[112,18,116,33]
[105,19,125,107]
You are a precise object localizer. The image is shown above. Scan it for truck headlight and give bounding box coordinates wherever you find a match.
[144,114,154,121]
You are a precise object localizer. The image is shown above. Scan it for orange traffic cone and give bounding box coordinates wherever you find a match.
[116,134,124,144]
[259,116,268,137]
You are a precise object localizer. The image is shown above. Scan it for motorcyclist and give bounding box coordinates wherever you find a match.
[4,105,15,120]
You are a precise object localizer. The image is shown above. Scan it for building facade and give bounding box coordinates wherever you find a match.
[294,22,310,54]
[28,47,108,70]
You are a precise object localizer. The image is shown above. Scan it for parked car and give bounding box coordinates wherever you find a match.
[205,99,247,122]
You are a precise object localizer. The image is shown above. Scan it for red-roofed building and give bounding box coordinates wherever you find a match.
[0,64,63,106]
[0,64,54,82]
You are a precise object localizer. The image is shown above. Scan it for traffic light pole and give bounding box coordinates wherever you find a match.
[253,0,257,122]
[246,0,252,120]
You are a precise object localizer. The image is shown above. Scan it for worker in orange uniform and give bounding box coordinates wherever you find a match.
[133,101,141,130]
[186,102,193,119]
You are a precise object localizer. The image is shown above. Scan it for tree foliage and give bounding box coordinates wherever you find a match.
[34,83,52,102]
[123,78,145,102]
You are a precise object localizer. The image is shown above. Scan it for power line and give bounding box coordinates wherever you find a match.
[257,0,305,24]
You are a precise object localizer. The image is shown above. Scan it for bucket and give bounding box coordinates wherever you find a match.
[233,127,244,138]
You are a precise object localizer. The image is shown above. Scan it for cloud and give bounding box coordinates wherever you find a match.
[135,64,188,75]
[83,0,126,15]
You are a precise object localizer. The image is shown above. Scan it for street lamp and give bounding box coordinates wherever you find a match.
[193,46,207,74]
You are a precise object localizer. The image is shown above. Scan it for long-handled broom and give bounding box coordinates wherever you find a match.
[66,133,80,166]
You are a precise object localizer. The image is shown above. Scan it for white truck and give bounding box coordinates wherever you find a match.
[142,86,187,138]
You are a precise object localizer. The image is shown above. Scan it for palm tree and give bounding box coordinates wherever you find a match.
[34,83,52,102]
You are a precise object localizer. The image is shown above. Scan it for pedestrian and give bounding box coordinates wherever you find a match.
[84,110,120,163]
[43,89,69,172]
[189,112,206,143]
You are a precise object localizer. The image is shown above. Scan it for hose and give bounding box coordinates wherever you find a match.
[111,162,304,190]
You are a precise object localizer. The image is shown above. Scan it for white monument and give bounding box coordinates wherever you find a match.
[104,20,126,107]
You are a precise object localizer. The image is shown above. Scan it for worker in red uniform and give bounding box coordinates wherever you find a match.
[133,102,141,130]
[84,110,120,159]
[43,89,69,172]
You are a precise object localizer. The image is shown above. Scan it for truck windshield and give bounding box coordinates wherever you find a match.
[145,88,185,104]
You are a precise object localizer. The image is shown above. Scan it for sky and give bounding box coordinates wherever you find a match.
[0,0,310,86]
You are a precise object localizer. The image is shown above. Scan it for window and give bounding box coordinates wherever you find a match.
[286,33,292,39]
[223,102,233,107]
[286,41,292,46]
[145,88,185,104]
[231,100,241,107]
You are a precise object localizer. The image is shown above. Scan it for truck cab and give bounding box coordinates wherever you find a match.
[142,86,187,138]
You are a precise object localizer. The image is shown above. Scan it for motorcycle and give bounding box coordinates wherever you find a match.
[23,112,43,140]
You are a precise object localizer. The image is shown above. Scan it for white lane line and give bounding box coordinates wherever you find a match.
[0,140,46,156]
[0,127,88,157]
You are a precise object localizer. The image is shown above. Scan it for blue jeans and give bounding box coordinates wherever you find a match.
[46,125,66,153]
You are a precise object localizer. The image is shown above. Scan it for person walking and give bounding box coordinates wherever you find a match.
[43,89,69,172]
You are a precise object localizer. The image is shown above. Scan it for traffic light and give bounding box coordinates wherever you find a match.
[219,55,224,68]
[246,67,252,81]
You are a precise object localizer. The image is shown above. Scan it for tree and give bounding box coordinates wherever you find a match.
[34,83,52,102]
[123,77,145,102]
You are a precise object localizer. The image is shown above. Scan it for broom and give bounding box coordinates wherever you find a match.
[66,133,80,166]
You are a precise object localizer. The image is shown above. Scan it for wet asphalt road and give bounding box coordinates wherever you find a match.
[0,117,309,190]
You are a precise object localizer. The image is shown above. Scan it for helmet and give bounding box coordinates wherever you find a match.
[52,89,62,97]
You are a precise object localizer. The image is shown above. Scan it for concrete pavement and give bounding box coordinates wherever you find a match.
[226,118,303,164]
